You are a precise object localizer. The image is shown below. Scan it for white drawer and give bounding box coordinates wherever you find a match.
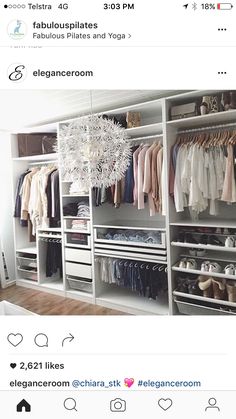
[65,262,92,279]
[65,248,91,264]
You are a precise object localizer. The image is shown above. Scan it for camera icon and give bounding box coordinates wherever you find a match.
[110,398,126,412]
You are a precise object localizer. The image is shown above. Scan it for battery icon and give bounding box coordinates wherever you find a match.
[217,3,233,9]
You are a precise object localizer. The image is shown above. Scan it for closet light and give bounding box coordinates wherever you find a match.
[58,115,131,188]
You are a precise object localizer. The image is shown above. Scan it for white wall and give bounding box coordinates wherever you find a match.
[0,132,16,284]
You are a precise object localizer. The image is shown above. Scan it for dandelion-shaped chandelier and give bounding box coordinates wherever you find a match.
[58,115,131,189]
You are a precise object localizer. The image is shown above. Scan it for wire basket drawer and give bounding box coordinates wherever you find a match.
[67,275,93,293]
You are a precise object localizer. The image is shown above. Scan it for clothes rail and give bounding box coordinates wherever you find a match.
[39,237,62,243]
[178,121,236,135]
[127,134,163,142]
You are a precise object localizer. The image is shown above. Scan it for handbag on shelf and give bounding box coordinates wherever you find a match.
[170,102,198,120]
[18,133,57,157]
[221,91,236,111]
[200,95,222,115]
[126,111,142,128]
[42,134,57,154]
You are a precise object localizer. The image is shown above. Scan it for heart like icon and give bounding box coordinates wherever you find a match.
[124,378,134,388]
[10,363,17,369]
[158,398,173,411]
[7,333,23,347]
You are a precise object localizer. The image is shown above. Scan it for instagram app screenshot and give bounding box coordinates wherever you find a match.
[0,0,236,417]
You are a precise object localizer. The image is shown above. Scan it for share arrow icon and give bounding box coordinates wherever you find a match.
[62,333,75,347]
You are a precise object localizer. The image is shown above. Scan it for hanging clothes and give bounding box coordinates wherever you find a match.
[96,257,167,300]
[14,169,30,226]
[14,165,60,235]
[143,142,157,216]
[170,130,236,216]
[46,241,63,277]
[123,146,138,203]
[92,140,165,217]
[137,144,149,210]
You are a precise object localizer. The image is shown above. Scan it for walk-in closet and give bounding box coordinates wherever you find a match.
[1,89,236,315]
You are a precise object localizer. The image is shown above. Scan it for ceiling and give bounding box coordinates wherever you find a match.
[0,89,183,132]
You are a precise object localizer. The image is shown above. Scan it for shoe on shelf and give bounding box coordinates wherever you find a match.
[179,258,187,269]
[226,280,236,302]
[223,228,230,235]
[189,248,197,256]
[185,233,198,244]
[208,235,224,246]
[225,236,235,248]
[176,277,189,293]
[224,264,235,275]
[215,228,222,234]
[176,232,185,242]
[199,234,208,245]
[201,261,211,272]
[212,278,227,300]
[209,262,221,273]
[187,279,202,296]
[186,259,198,270]
[198,276,213,298]
[196,249,206,257]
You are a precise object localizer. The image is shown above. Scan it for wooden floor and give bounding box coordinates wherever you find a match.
[0,285,125,315]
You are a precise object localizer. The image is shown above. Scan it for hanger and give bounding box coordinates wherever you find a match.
[228,131,236,145]
[140,262,147,269]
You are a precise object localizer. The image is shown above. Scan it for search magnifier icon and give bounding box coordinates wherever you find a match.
[64,398,77,412]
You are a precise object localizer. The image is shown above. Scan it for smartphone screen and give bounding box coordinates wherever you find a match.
[0,1,235,417]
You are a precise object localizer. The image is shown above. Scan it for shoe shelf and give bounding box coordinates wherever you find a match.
[172,265,236,281]
[180,253,236,264]
[170,219,236,229]
[176,231,235,238]
[173,290,236,309]
[171,241,236,253]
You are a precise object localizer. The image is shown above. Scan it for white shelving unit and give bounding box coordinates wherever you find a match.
[171,241,236,253]
[12,153,58,162]
[167,109,236,129]
[9,91,236,315]
[126,122,163,138]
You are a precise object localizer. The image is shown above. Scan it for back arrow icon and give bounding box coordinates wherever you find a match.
[62,333,74,347]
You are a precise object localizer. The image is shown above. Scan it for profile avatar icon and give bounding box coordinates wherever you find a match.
[14,20,22,34]
[205,398,220,412]
[7,19,27,40]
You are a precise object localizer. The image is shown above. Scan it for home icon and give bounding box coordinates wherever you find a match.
[16,399,31,412]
